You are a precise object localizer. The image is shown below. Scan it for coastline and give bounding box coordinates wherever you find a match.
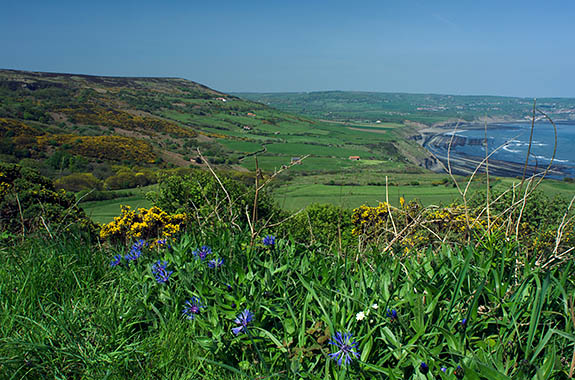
[413,120,574,179]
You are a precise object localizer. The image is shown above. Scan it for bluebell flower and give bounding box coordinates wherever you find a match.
[328,332,360,366]
[420,362,429,374]
[387,308,398,321]
[151,260,173,283]
[110,254,122,267]
[208,258,224,268]
[193,245,212,260]
[182,297,204,319]
[262,235,276,247]
[232,309,254,335]
[441,367,447,373]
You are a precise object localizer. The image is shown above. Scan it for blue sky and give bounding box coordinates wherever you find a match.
[1,0,574,97]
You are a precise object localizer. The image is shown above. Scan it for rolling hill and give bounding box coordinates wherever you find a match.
[0,69,433,187]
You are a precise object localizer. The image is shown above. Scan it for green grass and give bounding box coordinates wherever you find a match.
[266,143,371,158]
[218,139,264,153]
[273,183,465,210]
[1,223,573,378]
[81,185,156,224]
[240,156,355,172]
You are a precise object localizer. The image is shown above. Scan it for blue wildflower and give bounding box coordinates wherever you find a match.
[110,254,122,267]
[151,260,173,283]
[156,239,171,249]
[328,332,360,366]
[262,235,276,247]
[458,318,468,332]
[232,309,254,335]
[193,245,212,260]
[420,362,429,374]
[387,308,398,321]
[441,367,447,373]
[208,258,224,268]
[182,297,204,319]
[125,239,147,262]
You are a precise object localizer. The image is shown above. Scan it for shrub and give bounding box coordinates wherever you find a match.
[277,203,352,246]
[0,163,96,235]
[351,200,492,252]
[76,189,133,202]
[55,172,102,192]
[150,169,283,229]
[99,206,187,244]
[37,134,156,163]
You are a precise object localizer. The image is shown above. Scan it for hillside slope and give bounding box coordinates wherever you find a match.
[0,69,433,189]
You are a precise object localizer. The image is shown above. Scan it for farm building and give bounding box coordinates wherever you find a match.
[349,156,360,160]
[291,157,302,164]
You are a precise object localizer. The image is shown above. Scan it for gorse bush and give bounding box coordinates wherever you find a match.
[59,105,196,137]
[54,172,102,192]
[99,205,187,244]
[36,134,157,163]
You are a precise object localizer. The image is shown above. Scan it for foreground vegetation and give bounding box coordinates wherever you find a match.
[1,163,575,379]
[3,225,574,379]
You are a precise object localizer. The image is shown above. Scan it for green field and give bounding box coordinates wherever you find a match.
[233,91,575,125]
[81,185,156,224]
[217,139,263,153]
[272,183,463,210]
[265,142,370,158]
[240,155,356,172]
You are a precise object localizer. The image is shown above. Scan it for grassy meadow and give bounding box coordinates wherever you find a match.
[2,198,575,378]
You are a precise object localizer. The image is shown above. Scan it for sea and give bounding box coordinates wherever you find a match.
[443,121,575,179]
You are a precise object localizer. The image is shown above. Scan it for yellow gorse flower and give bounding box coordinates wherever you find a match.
[100,205,187,243]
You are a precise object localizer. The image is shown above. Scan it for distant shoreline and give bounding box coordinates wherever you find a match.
[416,121,574,179]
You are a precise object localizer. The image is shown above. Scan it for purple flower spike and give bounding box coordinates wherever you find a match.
[328,332,360,366]
[232,309,254,335]
[151,260,173,283]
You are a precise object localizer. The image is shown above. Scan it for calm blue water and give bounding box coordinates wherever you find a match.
[445,122,575,178]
